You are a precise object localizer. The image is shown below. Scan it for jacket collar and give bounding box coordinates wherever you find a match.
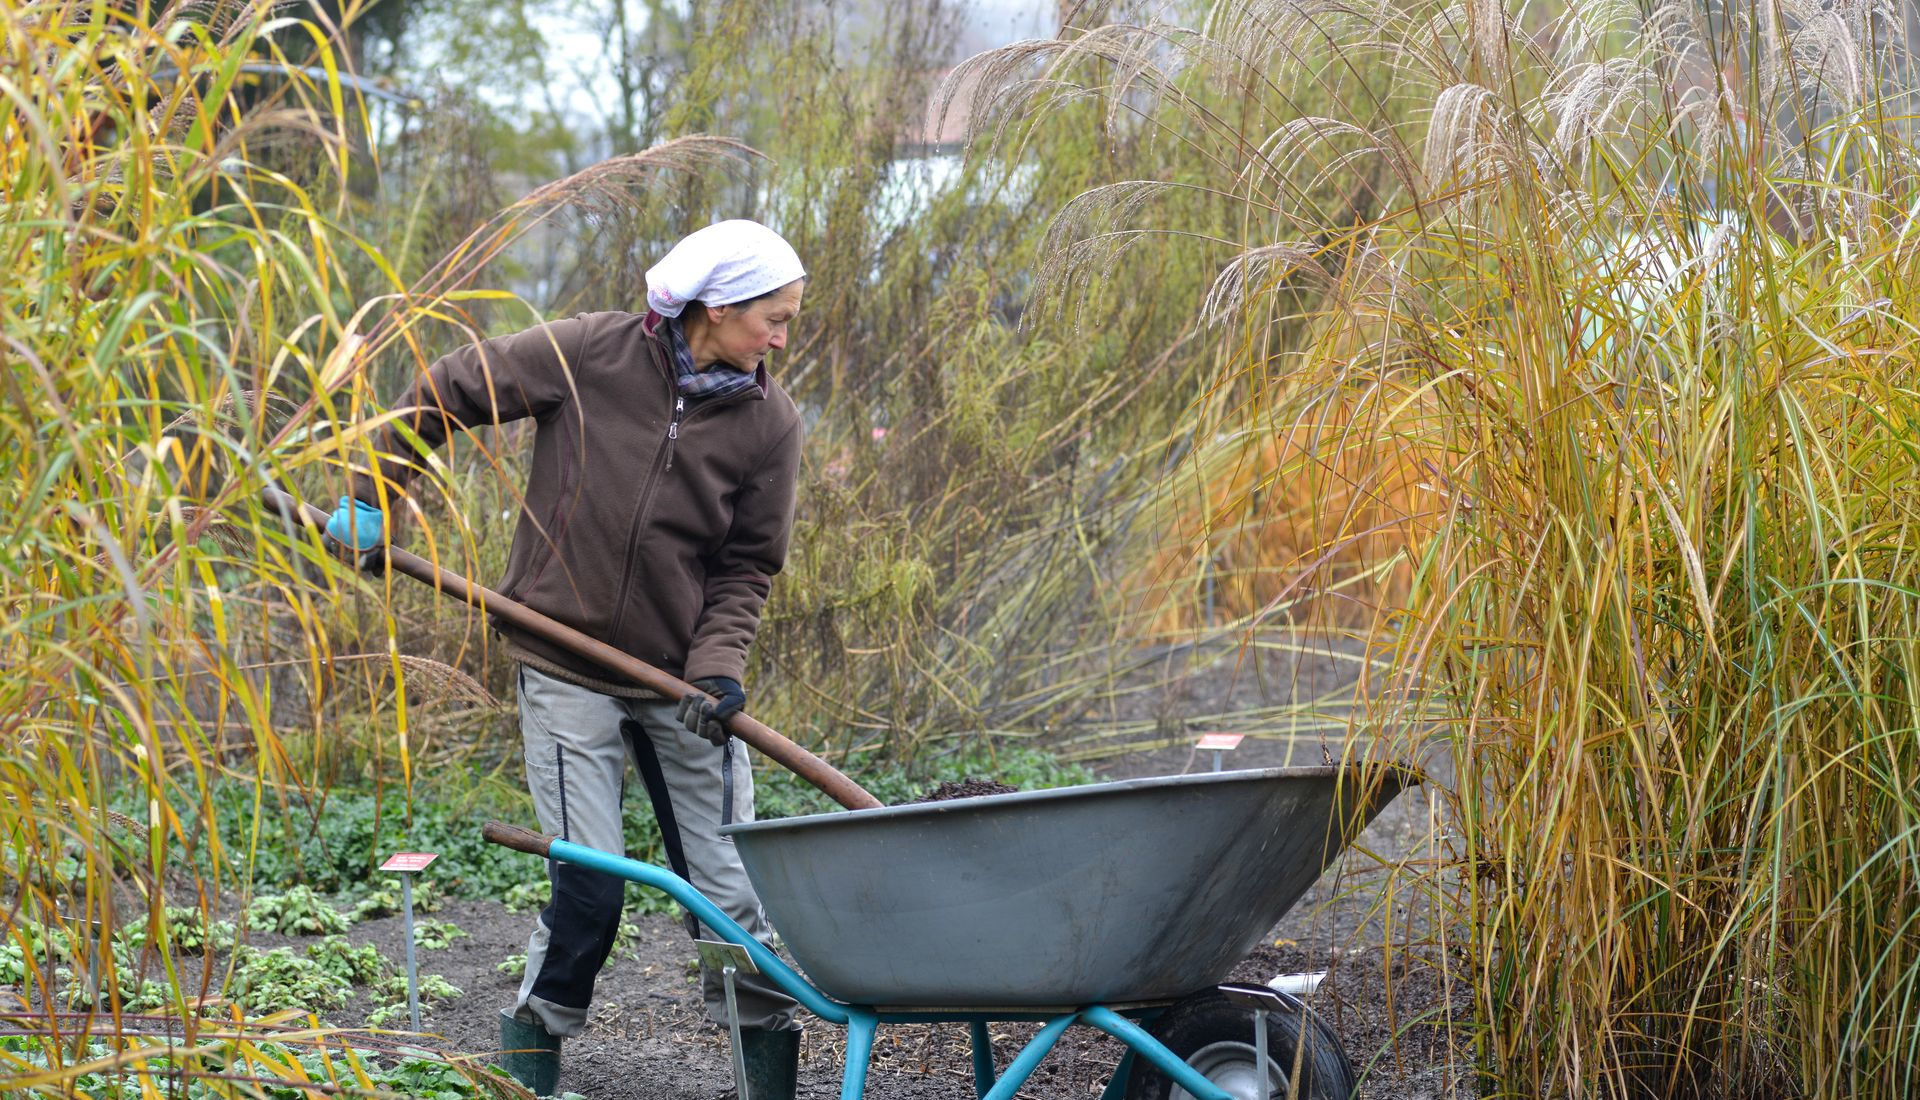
[642,309,769,397]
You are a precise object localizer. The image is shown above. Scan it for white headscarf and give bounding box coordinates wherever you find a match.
[644,219,806,318]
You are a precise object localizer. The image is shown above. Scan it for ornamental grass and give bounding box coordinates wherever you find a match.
[956,0,1920,1094]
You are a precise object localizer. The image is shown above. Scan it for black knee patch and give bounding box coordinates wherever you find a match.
[529,862,626,1009]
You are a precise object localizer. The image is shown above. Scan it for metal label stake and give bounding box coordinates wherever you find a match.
[1195,731,1244,773]
[1220,983,1299,1100]
[380,851,438,1032]
[697,938,761,1100]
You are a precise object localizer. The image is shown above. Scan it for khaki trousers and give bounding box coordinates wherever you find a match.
[507,664,800,1036]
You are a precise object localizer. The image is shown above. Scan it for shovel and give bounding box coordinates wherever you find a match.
[260,486,883,812]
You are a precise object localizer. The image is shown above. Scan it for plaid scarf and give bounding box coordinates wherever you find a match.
[665,316,762,402]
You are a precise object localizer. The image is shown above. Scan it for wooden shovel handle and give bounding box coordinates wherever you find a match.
[261,487,884,812]
[482,820,553,857]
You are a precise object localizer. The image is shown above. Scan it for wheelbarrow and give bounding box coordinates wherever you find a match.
[484,762,1409,1100]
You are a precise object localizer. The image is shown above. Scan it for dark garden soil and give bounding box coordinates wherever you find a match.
[907,778,1022,803]
[285,637,1474,1098]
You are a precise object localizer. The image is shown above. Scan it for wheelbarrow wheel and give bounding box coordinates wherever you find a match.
[1124,987,1355,1100]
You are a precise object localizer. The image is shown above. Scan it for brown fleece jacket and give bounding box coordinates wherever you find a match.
[350,310,801,689]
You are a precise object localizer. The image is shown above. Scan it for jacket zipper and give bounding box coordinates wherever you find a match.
[605,368,756,647]
[665,395,685,471]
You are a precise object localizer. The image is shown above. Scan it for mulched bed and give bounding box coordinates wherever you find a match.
[315,890,1467,1099]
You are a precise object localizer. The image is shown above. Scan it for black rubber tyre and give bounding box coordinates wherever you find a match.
[1124,986,1356,1100]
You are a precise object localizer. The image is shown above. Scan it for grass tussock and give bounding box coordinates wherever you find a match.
[0,0,748,1091]
[968,0,1920,1095]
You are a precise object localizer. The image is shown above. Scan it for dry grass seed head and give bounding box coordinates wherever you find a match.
[1349,233,1418,313]
[159,389,299,436]
[159,0,279,43]
[1407,1,1477,85]
[1423,81,1515,194]
[1249,117,1418,210]
[1550,0,1642,69]
[1202,0,1395,90]
[325,653,502,710]
[206,107,350,166]
[1783,5,1867,115]
[1203,241,1332,324]
[1464,0,1513,85]
[1665,84,1744,168]
[1034,179,1184,328]
[936,24,1219,164]
[1541,187,1606,243]
[1066,22,1197,142]
[1544,56,1658,162]
[933,38,1080,161]
[390,134,768,339]
[513,135,764,217]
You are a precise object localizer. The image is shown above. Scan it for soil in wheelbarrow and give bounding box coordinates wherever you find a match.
[906,778,1021,802]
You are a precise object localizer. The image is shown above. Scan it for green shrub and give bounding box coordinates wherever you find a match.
[165,908,237,956]
[0,924,70,985]
[0,1035,494,1100]
[501,881,547,913]
[754,740,1093,819]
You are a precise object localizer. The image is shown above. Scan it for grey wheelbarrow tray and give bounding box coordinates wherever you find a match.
[484,764,1408,1100]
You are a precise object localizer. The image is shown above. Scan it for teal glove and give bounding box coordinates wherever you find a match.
[324,495,386,552]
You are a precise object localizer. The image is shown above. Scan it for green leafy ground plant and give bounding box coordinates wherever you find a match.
[366,973,465,1029]
[0,1034,506,1100]
[409,919,469,950]
[245,887,352,936]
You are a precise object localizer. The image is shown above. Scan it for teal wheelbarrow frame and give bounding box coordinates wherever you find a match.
[483,822,1234,1100]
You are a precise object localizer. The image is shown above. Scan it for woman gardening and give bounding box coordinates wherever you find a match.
[325,219,809,1098]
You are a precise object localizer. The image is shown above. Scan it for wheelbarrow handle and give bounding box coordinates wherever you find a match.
[260,486,884,812]
[483,820,554,857]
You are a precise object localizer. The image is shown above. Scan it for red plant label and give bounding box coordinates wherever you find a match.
[1194,732,1244,752]
[380,852,438,873]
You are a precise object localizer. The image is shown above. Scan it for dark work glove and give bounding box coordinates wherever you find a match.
[677,676,746,746]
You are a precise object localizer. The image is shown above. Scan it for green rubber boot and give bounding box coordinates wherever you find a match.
[497,1011,562,1096]
[738,1027,800,1100]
